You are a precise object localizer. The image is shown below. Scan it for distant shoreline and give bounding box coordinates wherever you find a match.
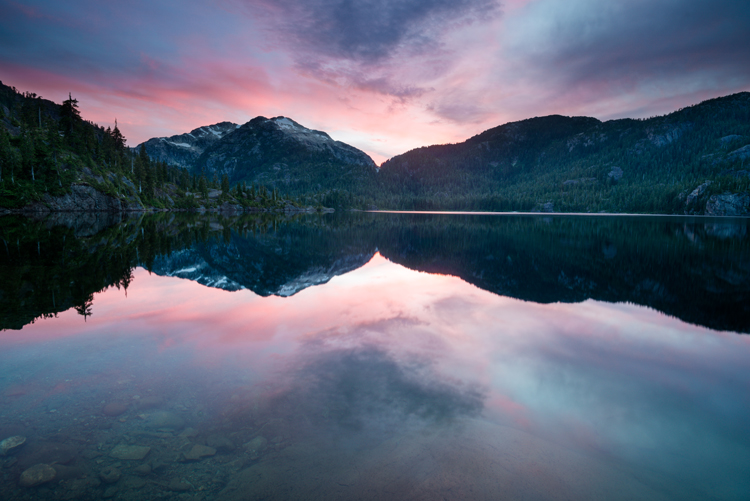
[366,210,750,218]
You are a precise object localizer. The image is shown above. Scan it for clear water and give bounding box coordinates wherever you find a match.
[1,212,749,500]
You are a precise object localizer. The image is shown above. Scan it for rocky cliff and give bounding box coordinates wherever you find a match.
[137,122,239,169]
[18,184,139,213]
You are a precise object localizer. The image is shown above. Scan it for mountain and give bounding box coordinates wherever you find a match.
[377,93,750,214]
[0,82,311,213]
[194,116,376,194]
[137,121,239,169]
[3,77,749,214]
[150,217,376,296]
[137,116,378,196]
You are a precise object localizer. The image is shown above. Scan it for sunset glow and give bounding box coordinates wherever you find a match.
[2,0,749,163]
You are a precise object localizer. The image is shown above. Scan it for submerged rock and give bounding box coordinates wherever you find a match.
[133,463,152,476]
[0,435,26,455]
[110,445,151,461]
[102,402,129,417]
[183,444,216,461]
[103,486,118,498]
[168,479,192,491]
[145,411,185,430]
[206,434,235,452]
[136,395,163,410]
[19,463,56,487]
[99,465,122,484]
[244,436,267,458]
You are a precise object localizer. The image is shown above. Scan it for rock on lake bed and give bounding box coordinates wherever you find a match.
[19,463,56,487]
[110,445,151,461]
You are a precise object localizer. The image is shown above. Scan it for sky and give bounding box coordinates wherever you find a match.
[1,0,749,164]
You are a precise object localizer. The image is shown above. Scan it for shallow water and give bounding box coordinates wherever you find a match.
[1,212,749,500]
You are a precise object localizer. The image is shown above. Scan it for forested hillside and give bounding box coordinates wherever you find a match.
[0,82,309,213]
[2,80,749,214]
[377,93,750,214]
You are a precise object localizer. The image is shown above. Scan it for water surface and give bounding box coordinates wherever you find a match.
[1,212,749,500]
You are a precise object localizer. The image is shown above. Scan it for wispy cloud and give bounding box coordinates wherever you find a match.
[1,0,749,160]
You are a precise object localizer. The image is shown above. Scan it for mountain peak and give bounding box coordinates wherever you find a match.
[195,115,376,192]
[138,121,239,168]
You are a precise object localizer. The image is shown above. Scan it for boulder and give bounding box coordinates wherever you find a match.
[705,193,750,216]
[0,435,26,455]
[19,463,56,487]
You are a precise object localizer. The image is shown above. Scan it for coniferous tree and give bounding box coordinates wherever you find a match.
[0,128,12,182]
[198,175,208,200]
[110,120,126,152]
[59,93,81,139]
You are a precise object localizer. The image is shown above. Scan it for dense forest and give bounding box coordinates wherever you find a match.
[377,94,750,213]
[0,82,312,212]
[1,81,749,214]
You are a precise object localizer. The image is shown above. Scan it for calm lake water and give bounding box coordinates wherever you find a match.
[1,212,749,500]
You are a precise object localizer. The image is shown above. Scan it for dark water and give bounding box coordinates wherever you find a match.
[1,212,749,500]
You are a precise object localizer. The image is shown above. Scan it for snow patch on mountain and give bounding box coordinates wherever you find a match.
[150,248,245,292]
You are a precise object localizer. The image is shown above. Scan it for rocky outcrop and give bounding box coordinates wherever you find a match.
[607,166,624,181]
[728,144,750,161]
[137,121,238,169]
[684,181,712,214]
[194,116,377,194]
[22,184,142,213]
[705,192,750,216]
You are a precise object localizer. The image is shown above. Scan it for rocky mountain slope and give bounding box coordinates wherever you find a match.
[137,122,239,169]
[195,116,376,195]
[138,116,378,196]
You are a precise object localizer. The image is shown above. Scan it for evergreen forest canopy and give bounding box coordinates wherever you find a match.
[0,80,749,214]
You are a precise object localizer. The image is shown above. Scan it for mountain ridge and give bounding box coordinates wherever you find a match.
[137,121,239,169]
[376,92,750,214]
[138,115,378,196]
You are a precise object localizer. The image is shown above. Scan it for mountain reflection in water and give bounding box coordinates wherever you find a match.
[0,212,749,500]
[2,212,748,333]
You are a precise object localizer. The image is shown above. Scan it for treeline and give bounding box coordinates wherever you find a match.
[373,93,750,213]
[0,83,303,211]
[2,81,749,213]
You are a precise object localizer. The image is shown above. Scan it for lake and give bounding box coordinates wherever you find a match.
[1,212,749,500]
